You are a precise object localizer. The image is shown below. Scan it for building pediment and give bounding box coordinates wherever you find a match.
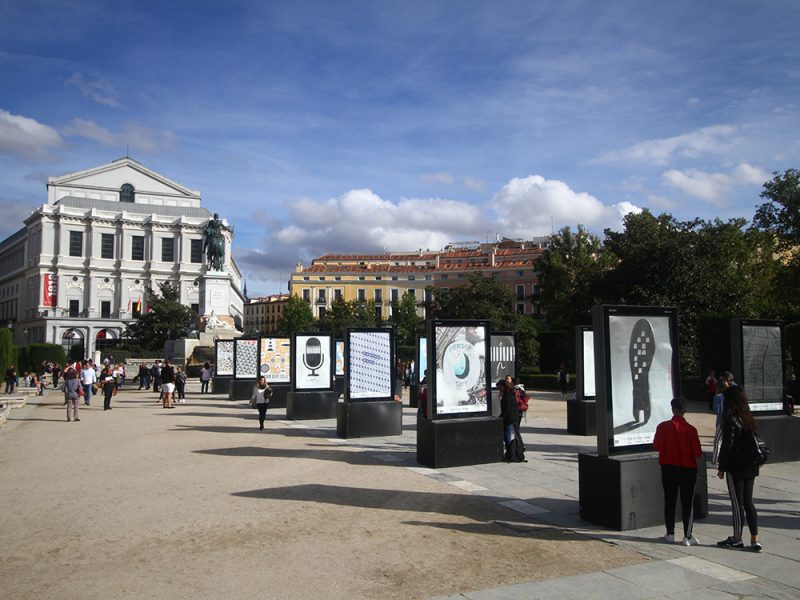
[47,158,200,202]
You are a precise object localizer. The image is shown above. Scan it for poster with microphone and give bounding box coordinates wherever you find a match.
[293,334,333,390]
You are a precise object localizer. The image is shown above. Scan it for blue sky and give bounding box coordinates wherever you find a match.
[1,1,798,295]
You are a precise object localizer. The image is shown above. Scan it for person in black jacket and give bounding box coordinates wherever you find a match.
[716,386,762,552]
[498,379,523,462]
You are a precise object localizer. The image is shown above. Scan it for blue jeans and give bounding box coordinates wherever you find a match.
[82,383,93,403]
[504,423,515,446]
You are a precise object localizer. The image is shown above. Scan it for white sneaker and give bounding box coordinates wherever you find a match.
[663,534,675,543]
[682,535,699,546]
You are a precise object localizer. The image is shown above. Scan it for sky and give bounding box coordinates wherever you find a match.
[1,1,799,296]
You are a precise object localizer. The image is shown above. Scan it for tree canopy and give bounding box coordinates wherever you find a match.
[122,282,195,352]
[276,295,315,335]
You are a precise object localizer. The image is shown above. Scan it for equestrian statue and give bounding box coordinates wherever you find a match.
[203,213,226,271]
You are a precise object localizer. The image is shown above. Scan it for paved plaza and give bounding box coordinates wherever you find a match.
[1,382,798,599]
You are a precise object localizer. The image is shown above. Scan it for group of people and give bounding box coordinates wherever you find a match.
[134,359,187,408]
[654,379,764,553]
[396,359,416,388]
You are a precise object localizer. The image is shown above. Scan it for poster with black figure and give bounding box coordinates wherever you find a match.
[594,305,679,455]
[293,334,333,391]
[490,332,517,383]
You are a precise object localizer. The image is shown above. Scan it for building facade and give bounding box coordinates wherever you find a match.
[288,239,545,321]
[243,294,289,334]
[0,158,244,358]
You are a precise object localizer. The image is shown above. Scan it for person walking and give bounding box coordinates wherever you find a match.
[251,375,272,430]
[100,365,115,410]
[151,361,162,394]
[557,363,569,397]
[653,397,702,546]
[175,366,186,403]
[80,361,96,406]
[717,386,763,552]
[5,364,17,393]
[63,367,81,422]
[52,362,61,388]
[160,360,175,408]
[498,379,523,462]
[200,362,212,394]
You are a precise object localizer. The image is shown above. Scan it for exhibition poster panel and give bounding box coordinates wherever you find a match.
[335,340,345,376]
[742,324,783,408]
[295,334,332,390]
[582,329,596,398]
[490,334,515,382]
[417,337,428,383]
[609,315,674,448]
[348,331,392,399]
[235,339,259,379]
[435,324,488,415]
[260,337,291,383]
[215,340,234,376]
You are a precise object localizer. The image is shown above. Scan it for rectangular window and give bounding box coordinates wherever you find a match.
[407,289,416,299]
[101,234,114,259]
[101,301,111,319]
[132,236,145,261]
[391,289,399,303]
[69,300,80,317]
[318,289,326,302]
[334,289,343,301]
[374,289,382,303]
[191,303,200,314]
[375,306,382,321]
[516,284,525,300]
[408,275,415,281]
[161,238,174,262]
[516,303,525,314]
[69,231,83,257]
[318,306,327,319]
[357,289,366,302]
[302,289,310,302]
[441,274,448,280]
[424,288,432,303]
[190,239,203,263]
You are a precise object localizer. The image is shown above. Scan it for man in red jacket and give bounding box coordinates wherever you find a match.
[653,397,702,546]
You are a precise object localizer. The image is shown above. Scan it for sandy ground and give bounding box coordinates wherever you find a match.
[0,385,647,600]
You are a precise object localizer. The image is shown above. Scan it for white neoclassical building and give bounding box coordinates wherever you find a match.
[0,158,244,358]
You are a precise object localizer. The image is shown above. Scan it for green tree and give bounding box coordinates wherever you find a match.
[429,273,539,368]
[122,282,195,352]
[391,291,422,346]
[0,328,14,377]
[318,298,378,337]
[277,295,315,334]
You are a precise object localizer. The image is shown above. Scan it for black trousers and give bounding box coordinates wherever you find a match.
[661,464,697,537]
[103,385,114,409]
[725,474,758,539]
[256,403,268,428]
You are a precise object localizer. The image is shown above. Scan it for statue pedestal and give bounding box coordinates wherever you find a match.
[200,272,234,322]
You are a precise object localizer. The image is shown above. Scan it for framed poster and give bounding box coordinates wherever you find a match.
[592,305,679,455]
[735,320,784,413]
[576,326,596,400]
[345,328,394,401]
[335,340,345,377]
[234,338,259,379]
[260,337,291,383]
[429,320,491,419]
[490,332,517,384]
[416,335,428,384]
[214,339,234,377]
[292,333,334,391]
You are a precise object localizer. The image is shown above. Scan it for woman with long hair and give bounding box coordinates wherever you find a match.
[251,376,272,431]
[716,386,762,552]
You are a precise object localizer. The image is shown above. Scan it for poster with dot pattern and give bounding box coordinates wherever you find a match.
[348,330,392,399]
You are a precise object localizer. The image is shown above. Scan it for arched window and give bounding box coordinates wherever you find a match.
[120,183,135,203]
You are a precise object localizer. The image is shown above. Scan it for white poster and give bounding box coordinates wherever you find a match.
[294,335,332,390]
[609,315,674,447]
[417,336,428,383]
[434,324,488,415]
[348,331,392,399]
[260,337,291,383]
[582,329,596,398]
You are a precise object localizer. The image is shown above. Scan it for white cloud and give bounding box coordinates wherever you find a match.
[65,72,122,108]
[489,175,641,237]
[0,109,64,160]
[463,176,486,192]
[61,118,115,145]
[662,162,770,206]
[596,124,739,166]
[60,118,176,153]
[421,171,455,185]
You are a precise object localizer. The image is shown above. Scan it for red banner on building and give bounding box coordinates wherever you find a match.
[42,274,57,307]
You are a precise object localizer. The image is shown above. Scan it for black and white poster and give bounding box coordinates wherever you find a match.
[347,330,393,400]
[215,340,234,377]
[432,322,489,416]
[489,333,516,384]
[608,314,675,448]
[234,338,259,379]
[581,329,596,398]
[294,334,333,390]
[741,323,783,411]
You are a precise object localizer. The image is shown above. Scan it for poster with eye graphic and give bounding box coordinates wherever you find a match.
[430,320,490,418]
[346,329,394,400]
[593,305,679,455]
[260,337,291,383]
[292,333,333,391]
[335,340,345,376]
[490,332,517,384]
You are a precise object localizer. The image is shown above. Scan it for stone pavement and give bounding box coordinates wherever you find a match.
[1,383,798,599]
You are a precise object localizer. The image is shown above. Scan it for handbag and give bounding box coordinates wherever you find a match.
[751,431,770,467]
[249,396,257,408]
